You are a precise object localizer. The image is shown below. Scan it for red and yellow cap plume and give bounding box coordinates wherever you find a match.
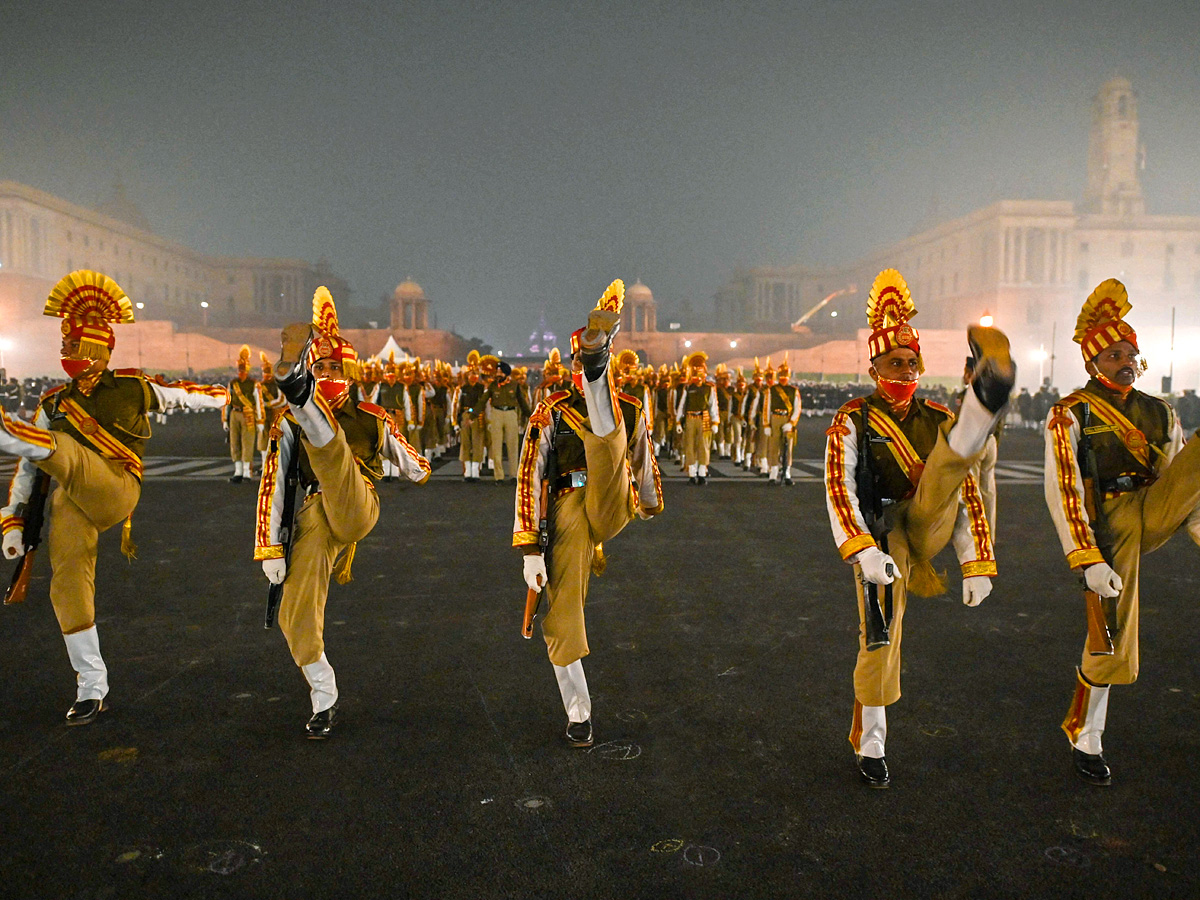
[1075,279,1137,361]
[684,350,708,375]
[595,279,624,314]
[237,344,251,371]
[308,286,359,379]
[866,269,922,368]
[260,351,272,375]
[45,270,135,359]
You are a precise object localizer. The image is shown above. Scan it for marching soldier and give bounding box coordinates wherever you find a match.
[742,360,766,472]
[455,353,487,482]
[534,350,564,407]
[401,361,432,459]
[483,360,530,483]
[515,280,663,748]
[256,351,287,470]
[752,355,802,485]
[378,353,405,481]
[1045,280,1200,785]
[674,351,719,485]
[428,363,452,458]
[223,345,259,483]
[1,271,227,723]
[653,364,670,456]
[257,287,430,739]
[715,364,733,460]
[731,368,748,466]
[823,269,1013,787]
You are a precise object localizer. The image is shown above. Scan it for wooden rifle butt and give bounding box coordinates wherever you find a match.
[1085,590,1115,656]
[522,587,540,639]
[4,551,34,605]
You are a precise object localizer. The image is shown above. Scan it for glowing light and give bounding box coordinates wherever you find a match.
[684,340,692,348]
[135,302,145,310]
[729,340,738,349]
[830,311,838,318]
[200,301,209,309]
[1031,348,1048,362]
[979,313,993,327]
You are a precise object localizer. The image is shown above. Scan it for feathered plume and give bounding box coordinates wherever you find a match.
[866,268,916,330]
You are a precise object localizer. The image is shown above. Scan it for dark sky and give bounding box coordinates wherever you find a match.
[3,1,1199,350]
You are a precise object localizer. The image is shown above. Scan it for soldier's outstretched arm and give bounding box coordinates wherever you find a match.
[148,377,229,413]
[255,421,296,569]
[1043,404,1103,569]
[513,407,551,547]
[629,409,664,517]
[383,420,432,483]
[951,474,997,606]
[823,409,873,560]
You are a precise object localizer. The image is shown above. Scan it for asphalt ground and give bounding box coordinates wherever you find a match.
[1,413,1198,900]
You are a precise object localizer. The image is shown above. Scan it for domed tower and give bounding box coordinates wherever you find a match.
[622,279,657,333]
[1083,77,1145,217]
[392,278,429,330]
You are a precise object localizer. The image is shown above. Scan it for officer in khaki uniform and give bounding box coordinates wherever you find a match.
[257,287,430,739]
[1,271,227,724]
[256,351,287,463]
[674,351,720,485]
[751,355,802,485]
[714,363,733,459]
[823,268,1013,787]
[742,360,767,473]
[455,353,488,482]
[483,360,530,482]
[730,368,748,466]
[1045,279,1200,785]
[223,345,259,483]
[378,353,405,481]
[516,280,663,747]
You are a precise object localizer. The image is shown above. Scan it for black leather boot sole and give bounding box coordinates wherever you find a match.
[856,754,890,788]
[65,698,106,725]
[1072,748,1111,785]
[305,704,338,740]
[579,310,621,383]
[967,325,1016,413]
[565,718,594,748]
[276,323,316,405]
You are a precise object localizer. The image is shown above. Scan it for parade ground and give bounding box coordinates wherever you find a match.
[1,413,1197,900]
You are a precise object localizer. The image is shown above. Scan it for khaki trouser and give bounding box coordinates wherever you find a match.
[541,423,634,667]
[278,434,380,667]
[40,435,141,634]
[718,411,731,448]
[229,416,255,465]
[852,424,978,706]
[426,405,448,449]
[731,416,745,458]
[754,421,769,465]
[682,415,711,468]
[1080,434,1200,685]
[767,413,795,470]
[488,408,521,480]
[405,420,424,455]
[652,414,668,448]
[459,415,486,463]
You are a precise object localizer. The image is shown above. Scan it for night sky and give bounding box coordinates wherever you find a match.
[3,1,1198,350]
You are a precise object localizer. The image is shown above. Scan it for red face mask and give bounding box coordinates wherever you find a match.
[61,356,94,380]
[316,377,349,403]
[572,372,584,391]
[877,377,919,405]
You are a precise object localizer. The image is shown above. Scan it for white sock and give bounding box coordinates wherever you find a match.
[699,464,708,477]
[1074,683,1110,755]
[769,465,779,481]
[858,704,887,758]
[948,388,1001,458]
[301,652,338,713]
[63,627,108,702]
[553,659,591,723]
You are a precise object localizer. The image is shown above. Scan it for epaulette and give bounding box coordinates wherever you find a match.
[925,400,954,417]
[544,389,573,407]
[40,384,67,402]
[357,401,388,420]
[113,368,145,378]
[617,390,643,410]
[836,397,868,415]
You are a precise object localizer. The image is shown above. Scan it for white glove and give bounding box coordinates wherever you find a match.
[523,554,548,592]
[855,546,899,585]
[1084,563,1123,598]
[256,424,264,434]
[2,530,24,560]
[763,426,772,437]
[408,423,417,431]
[223,421,229,433]
[962,575,992,607]
[675,424,683,435]
[710,424,719,434]
[782,422,794,434]
[262,558,286,584]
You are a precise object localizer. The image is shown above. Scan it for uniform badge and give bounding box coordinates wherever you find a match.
[529,407,551,429]
[315,338,333,359]
[1123,428,1148,451]
[1117,322,1132,337]
[825,423,851,437]
[896,325,915,346]
[61,320,72,336]
[78,417,99,436]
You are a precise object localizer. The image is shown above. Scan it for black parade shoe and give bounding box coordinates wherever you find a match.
[305,704,338,740]
[697,475,707,485]
[565,719,594,748]
[1072,748,1111,785]
[65,698,106,726]
[856,754,890,788]
[967,325,1016,414]
[579,309,621,384]
[276,323,317,406]
[229,474,243,484]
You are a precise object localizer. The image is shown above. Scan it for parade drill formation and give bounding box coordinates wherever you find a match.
[1,267,1196,790]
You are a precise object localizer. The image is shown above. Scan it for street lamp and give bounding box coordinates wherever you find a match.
[979,312,993,327]
[1032,345,1049,386]
[200,300,209,327]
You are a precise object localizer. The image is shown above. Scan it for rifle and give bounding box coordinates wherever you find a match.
[855,407,893,650]
[1077,402,1116,656]
[521,415,558,639]
[4,470,51,605]
[264,422,302,629]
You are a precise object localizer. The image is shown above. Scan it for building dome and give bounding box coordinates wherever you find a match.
[393,279,426,302]
[627,279,654,303]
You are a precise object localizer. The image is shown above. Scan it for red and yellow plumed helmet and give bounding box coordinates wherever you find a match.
[752,356,763,379]
[309,286,360,379]
[684,350,708,375]
[866,269,923,371]
[615,348,640,376]
[44,270,135,359]
[777,353,790,378]
[543,347,562,376]
[237,344,251,372]
[570,279,625,357]
[260,351,273,376]
[1075,278,1137,361]
[466,349,481,373]
[763,356,774,378]
[479,354,500,377]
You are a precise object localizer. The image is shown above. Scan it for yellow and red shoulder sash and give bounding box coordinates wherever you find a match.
[1064,389,1153,470]
[862,405,925,490]
[39,384,67,403]
[357,401,388,421]
[57,395,144,479]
